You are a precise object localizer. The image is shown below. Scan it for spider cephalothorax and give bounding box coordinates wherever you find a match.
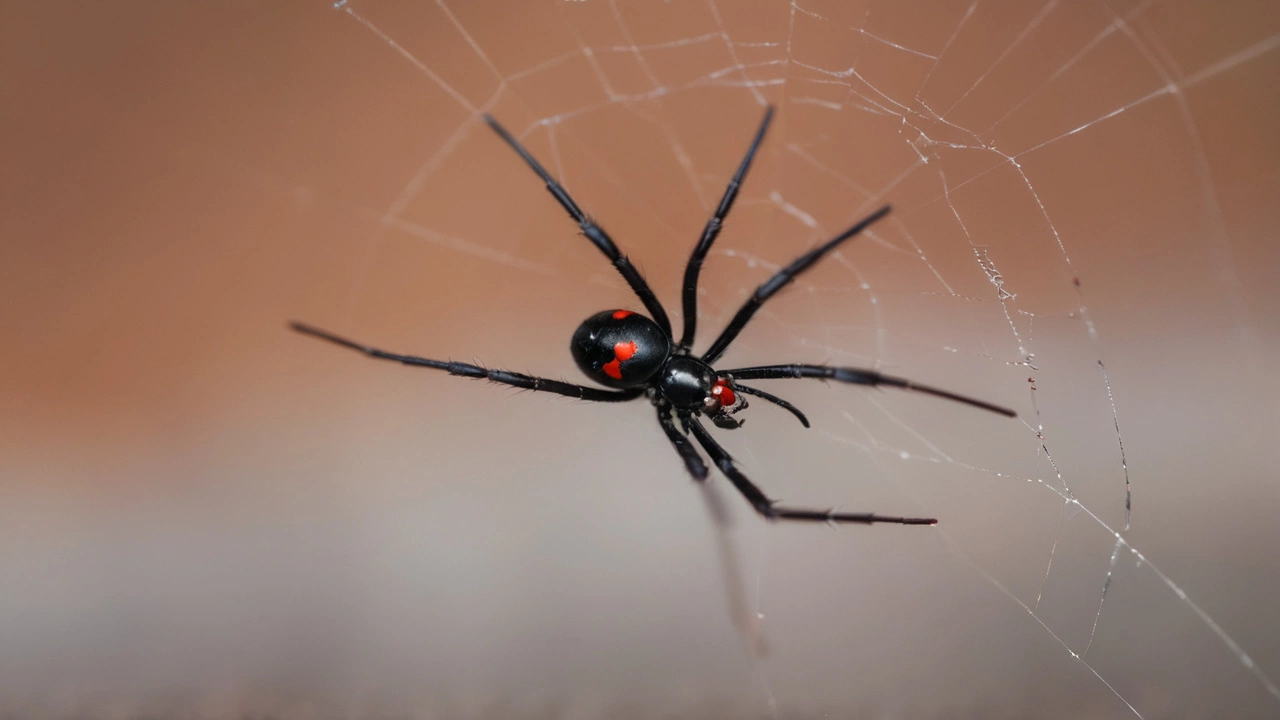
[292,105,1016,527]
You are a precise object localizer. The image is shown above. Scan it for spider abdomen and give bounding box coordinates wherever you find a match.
[571,309,670,388]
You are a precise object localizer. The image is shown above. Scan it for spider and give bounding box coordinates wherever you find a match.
[291,106,1016,527]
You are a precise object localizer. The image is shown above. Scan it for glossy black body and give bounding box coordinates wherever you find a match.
[570,310,671,388]
[570,311,722,410]
[291,106,1017,528]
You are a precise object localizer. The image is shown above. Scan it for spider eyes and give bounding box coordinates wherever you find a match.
[570,310,671,388]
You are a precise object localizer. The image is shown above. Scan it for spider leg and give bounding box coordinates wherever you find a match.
[686,417,936,525]
[723,363,1016,417]
[679,105,774,349]
[732,383,810,428]
[291,322,643,403]
[701,205,891,364]
[482,115,673,339]
[655,406,709,480]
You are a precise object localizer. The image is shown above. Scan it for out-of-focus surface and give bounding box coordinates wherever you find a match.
[2,1,1278,718]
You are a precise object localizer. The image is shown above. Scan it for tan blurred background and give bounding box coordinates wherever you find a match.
[2,1,1278,718]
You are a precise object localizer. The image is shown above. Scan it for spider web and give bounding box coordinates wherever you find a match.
[4,0,1276,718]
[319,1,1278,717]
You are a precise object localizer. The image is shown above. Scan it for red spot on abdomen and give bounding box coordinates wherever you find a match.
[613,340,637,361]
[602,340,638,379]
[612,309,634,320]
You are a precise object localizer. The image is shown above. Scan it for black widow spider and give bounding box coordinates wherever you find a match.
[292,106,1017,527]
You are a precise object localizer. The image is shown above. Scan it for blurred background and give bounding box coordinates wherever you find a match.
[2,1,1278,718]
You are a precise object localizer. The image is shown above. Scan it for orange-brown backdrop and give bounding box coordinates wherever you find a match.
[3,2,1278,718]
